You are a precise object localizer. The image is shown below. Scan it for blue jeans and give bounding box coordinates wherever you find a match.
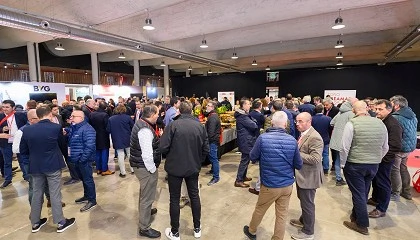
[0,144,13,182]
[371,161,393,212]
[95,149,109,172]
[331,149,343,181]
[344,162,378,228]
[322,144,329,171]
[236,153,250,182]
[75,161,97,204]
[208,143,220,180]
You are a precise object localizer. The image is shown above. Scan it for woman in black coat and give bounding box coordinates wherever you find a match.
[107,104,135,177]
[90,102,112,175]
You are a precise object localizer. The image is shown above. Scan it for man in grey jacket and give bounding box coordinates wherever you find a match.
[329,98,357,186]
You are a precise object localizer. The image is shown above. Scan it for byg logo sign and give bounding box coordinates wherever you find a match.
[33,86,51,92]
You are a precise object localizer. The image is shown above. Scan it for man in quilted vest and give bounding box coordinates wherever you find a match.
[389,95,418,201]
[340,101,388,235]
[243,111,302,240]
[129,104,161,239]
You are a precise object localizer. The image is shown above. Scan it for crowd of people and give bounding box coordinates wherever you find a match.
[0,93,418,240]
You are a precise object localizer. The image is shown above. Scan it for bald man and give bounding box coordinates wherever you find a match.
[65,110,97,212]
[290,112,323,240]
[340,101,388,235]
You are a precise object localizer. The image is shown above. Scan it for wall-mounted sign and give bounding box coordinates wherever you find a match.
[324,90,357,105]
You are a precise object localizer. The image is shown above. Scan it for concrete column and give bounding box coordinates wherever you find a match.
[133,60,140,86]
[27,42,40,82]
[164,65,170,96]
[91,52,99,85]
[186,69,190,77]
[203,71,208,76]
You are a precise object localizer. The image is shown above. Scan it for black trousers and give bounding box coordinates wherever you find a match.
[168,173,201,233]
[371,161,393,212]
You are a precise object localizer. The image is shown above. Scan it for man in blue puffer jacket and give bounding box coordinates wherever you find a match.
[65,110,97,212]
[243,111,303,240]
[390,95,418,201]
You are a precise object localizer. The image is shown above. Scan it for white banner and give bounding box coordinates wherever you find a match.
[0,82,66,105]
[92,85,143,101]
[217,91,235,105]
[324,90,356,105]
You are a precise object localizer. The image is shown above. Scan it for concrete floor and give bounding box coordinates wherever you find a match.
[0,150,419,240]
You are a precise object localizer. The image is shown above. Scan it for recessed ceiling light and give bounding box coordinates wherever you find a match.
[336,52,343,59]
[251,59,258,66]
[336,60,343,66]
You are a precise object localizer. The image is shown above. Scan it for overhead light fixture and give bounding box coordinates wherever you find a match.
[55,42,65,51]
[3,64,8,69]
[332,9,345,30]
[62,70,65,73]
[118,51,126,59]
[251,58,258,66]
[142,9,155,30]
[336,60,343,66]
[336,52,343,59]
[335,34,344,48]
[160,61,166,67]
[200,39,208,48]
[265,65,271,71]
[85,71,88,75]
[208,69,212,73]
[187,66,193,71]
[231,47,238,59]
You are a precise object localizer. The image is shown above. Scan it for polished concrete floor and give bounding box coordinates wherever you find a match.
[1,150,419,240]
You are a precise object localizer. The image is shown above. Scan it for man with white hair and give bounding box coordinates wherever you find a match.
[298,95,315,116]
[243,111,302,240]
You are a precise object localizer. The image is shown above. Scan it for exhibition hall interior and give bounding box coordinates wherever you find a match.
[0,0,420,239]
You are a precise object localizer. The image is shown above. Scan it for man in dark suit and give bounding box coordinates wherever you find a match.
[0,100,28,188]
[311,104,332,175]
[298,96,315,116]
[290,112,323,240]
[323,97,339,119]
[20,106,75,233]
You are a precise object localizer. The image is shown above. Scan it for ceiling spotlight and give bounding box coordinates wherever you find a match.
[336,52,343,59]
[336,60,343,66]
[200,39,208,48]
[85,71,88,75]
[3,64,8,69]
[335,35,344,48]
[62,70,66,73]
[265,65,271,71]
[335,40,344,48]
[118,52,126,59]
[143,9,155,30]
[208,69,212,73]
[332,9,345,30]
[160,61,166,67]
[231,47,238,59]
[55,42,65,51]
[251,59,258,66]
[187,66,193,71]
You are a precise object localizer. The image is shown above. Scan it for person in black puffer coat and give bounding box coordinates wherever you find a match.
[234,98,259,188]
